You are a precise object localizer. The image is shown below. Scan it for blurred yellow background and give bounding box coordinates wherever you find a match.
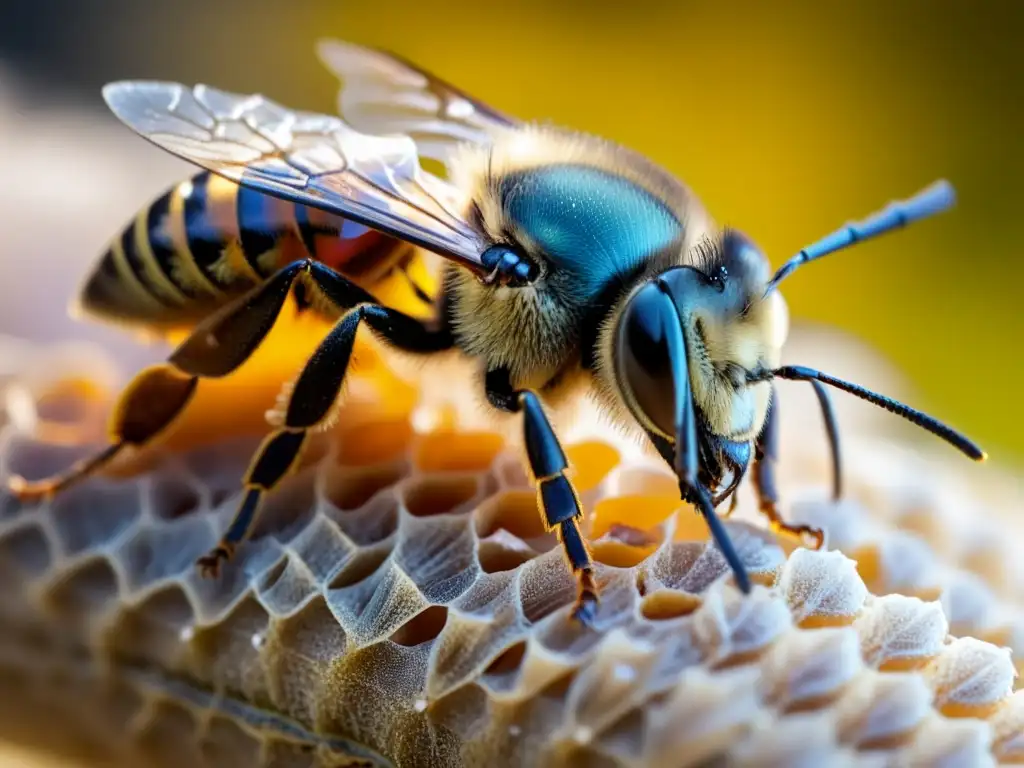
[0,0,1021,462]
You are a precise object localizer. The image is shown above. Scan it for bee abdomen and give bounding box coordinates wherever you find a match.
[77,170,424,329]
[76,173,241,328]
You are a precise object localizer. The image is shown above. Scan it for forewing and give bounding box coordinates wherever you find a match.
[316,39,518,166]
[102,80,490,272]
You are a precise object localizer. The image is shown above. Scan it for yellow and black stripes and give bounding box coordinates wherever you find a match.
[77,169,427,329]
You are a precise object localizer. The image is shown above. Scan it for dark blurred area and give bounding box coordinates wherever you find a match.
[0,0,1022,461]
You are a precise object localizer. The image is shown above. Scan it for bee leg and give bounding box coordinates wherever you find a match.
[807,379,843,501]
[752,390,825,550]
[484,368,597,627]
[711,438,751,514]
[197,294,454,577]
[7,259,354,504]
[6,368,198,502]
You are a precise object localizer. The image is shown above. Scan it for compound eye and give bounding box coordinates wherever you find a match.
[616,283,676,437]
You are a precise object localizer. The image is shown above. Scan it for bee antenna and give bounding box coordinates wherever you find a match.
[772,365,986,461]
[763,180,956,296]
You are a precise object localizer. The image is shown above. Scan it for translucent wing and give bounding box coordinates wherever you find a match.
[316,39,518,166]
[102,80,490,272]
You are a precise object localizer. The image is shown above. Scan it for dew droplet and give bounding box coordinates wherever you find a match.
[179,625,194,643]
[613,663,636,682]
[573,725,593,744]
[413,698,428,713]
[251,633,264,649]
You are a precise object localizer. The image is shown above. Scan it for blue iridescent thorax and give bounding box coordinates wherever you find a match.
[500,164,683,299]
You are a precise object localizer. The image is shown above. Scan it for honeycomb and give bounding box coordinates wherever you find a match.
[0,326,1021,768]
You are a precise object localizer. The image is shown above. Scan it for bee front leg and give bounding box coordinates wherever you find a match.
[7,260,336,504]
[484,368,598,626]
[644,428,752,593]
[197,284,453,576]
[807,379,843,501]
[752,389,825,550]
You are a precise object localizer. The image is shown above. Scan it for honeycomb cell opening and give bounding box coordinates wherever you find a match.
[477,540,536,574]
[401,475,479,518]
[413,429,505,473]
[0,524,51,579]
[640,589,702,621]
[323,461,404,512]
[389,605,449,647]
[483,640,528,676]
[44,557,120,623]
[333,417,415,468]
[149,474,203,522]
[475,491,549,541]
[328,545,392,590]
[245,470,317,543]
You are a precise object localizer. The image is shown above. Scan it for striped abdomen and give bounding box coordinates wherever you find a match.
[76,170,415,329]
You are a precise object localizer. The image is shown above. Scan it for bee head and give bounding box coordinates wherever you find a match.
[611,179,985,469]
[614,229,787,442]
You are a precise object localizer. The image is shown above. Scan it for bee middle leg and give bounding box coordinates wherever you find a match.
[484,368,598,626]
[752,389,825,549]
[196,272,454,576]
[7,259,373,503]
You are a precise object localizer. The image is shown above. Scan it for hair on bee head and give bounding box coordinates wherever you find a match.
[764,180,956,296]
[689,234,724,276]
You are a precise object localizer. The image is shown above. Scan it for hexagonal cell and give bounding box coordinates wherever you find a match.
[399,474,481,519]
[591,523,665,569]
[395,514,478,602]
[564,440,620,494]
[191,596,272,705]
[389,605,449,648]
[107,584,196,670]
[475,491,550,544]
[590,495,679,541]
[611,467,678,498]
[334,417,415,469]
[0,522,52,580]
[477,535,537,575]
[41,555,120,638]
[322,461,405,512]
[48,480,143,558]
[413,429,505,473]
[641,589,703,621]
[113,516,215,594]
[147,470,204,522]
[247,468,319,544]
[254,554,319,618]
[479,640,528,693]
[328,544,393,591]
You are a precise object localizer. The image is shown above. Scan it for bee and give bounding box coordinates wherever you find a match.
[10,40,985,625]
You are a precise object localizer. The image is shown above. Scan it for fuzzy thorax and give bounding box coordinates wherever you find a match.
[444,123,714,391]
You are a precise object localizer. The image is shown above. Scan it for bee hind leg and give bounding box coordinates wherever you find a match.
[7,259,331,504]
[197,275,454,577]
[7,367,197,502]
[752,389,825,550]
[484,368,598,627]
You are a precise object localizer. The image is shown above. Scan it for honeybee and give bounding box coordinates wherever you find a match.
[10,40,985,624]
